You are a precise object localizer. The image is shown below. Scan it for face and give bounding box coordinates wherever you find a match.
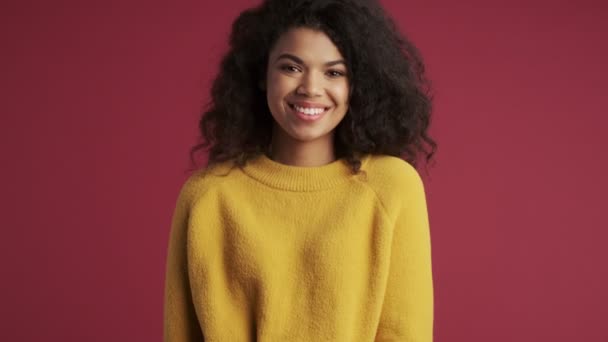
[265,27,350,145]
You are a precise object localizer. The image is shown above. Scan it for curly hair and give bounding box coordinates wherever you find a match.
[190,0,436,173]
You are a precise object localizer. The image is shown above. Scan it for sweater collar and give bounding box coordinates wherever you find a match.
[241,153,369,192]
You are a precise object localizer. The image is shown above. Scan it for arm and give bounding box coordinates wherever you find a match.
[163,180,205,341]
[376,172,434,341]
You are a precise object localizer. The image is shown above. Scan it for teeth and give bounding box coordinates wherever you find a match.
[293,105,324,116]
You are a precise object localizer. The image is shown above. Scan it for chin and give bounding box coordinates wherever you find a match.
[295,130,335,143]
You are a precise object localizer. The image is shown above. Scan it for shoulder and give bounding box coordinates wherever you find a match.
[360,154,426,214]
[363,154,424,190]
[175,160,238,207]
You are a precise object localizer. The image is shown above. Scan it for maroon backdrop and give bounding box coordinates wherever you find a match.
[1,0,607,341]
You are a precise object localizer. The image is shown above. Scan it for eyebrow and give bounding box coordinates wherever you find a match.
[275,53,346,67]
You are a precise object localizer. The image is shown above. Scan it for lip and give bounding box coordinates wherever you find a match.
[288,100,330,109]
[287,101,330,122]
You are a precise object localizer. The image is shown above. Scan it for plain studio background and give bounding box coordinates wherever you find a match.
[1,0,607,341]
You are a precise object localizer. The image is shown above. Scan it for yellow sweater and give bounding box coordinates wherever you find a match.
[163,154,433,341]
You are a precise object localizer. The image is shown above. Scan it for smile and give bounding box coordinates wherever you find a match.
[287,102,329,121]
[288,103,329,115]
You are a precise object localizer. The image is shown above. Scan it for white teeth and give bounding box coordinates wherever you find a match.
[293,105,325,116]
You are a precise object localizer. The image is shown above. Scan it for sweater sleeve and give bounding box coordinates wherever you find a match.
[375,171,434,342]
[163,179,205,341]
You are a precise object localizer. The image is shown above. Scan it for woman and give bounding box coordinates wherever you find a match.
[164,0,436,340]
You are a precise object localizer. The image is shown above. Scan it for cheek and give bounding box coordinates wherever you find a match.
[265,73,292,119]
[266,73,279,98]
[330,82,350,107]
[267,72,294,98]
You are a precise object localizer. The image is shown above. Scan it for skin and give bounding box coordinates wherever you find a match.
[265,27,350,167]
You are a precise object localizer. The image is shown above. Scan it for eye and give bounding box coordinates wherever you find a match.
[280,64,301,73]
[326,70,346,78]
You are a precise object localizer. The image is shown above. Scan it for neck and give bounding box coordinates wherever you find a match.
[268,128,336,167]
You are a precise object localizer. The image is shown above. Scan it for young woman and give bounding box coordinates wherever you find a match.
[164,0,437,341]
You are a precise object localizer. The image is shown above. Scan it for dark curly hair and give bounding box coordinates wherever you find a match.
[190,0,436,173]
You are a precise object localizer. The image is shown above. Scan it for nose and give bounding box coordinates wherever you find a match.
[296,72,322,97]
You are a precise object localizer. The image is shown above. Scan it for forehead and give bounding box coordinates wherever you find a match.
[269,27,345,63]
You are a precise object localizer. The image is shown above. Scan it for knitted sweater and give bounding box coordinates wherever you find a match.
[163,153,434,341]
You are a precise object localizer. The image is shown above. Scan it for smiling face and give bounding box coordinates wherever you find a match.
[265,27,350,147]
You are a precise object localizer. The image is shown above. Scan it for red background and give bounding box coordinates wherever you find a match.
[2,0,607,341]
